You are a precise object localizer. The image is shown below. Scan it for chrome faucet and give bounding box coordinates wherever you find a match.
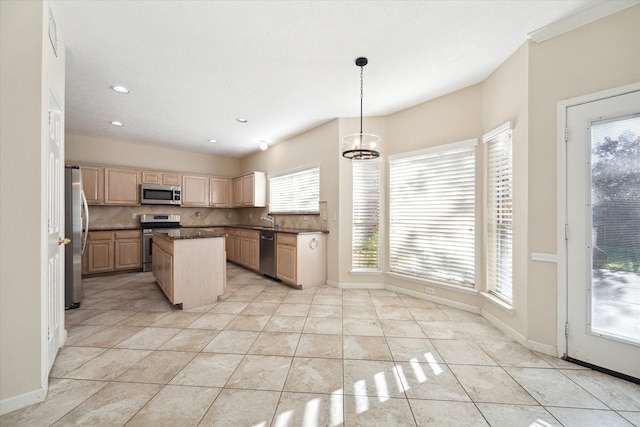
[260,214,275,228]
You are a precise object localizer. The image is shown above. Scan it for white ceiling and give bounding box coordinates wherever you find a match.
[54,0,622,158]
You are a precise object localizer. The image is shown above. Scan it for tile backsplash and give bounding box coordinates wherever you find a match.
[88,201,328,231]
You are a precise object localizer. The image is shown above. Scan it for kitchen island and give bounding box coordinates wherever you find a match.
[152,228,227,309]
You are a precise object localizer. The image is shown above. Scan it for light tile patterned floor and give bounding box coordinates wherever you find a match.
[2,264,639,426]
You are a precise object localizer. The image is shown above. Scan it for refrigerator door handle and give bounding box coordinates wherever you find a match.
[81,190,89,255]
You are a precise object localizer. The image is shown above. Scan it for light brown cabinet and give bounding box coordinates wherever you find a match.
[276,233,327,288]
[141,170,182,186]
[182,175,210,207]
[104,167,140,205]
[233,172,267,207]
[114,230,142,270]
[210,177,232,207]
[152,232,226,309]
[81,165,104,205]
[239,230,260,271]
[84,231,114,274]
[83,230,142,275]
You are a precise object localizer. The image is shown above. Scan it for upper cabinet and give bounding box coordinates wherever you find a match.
[81,165,104,205]
[141,170,182,186]
[182,175,210,207]
[233,172,266,207]
[104,167,140,205]
[210,177,232,208]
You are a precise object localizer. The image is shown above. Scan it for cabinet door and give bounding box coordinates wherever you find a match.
[233,234,242,262]
[115,239,141,270]
[81,166,104,205]
[162,250,174,301]
[141,170,162,184]
[162,173,181,186]
[276,243,296,284]
[226,233,234,262]
[249,237,260,271]
[210,177,231,207]
[104,168,140,205]
[87,240,114,273]
[242,174,254,206]
[240,236,251,267]
[232,177,243,207]
[182,175,210,207]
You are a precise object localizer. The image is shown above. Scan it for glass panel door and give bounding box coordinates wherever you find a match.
[590,115,640,344]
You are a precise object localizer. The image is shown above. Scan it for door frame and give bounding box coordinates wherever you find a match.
[556,82,640,359]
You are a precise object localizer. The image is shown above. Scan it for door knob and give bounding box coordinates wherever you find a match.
[58,237,71,245]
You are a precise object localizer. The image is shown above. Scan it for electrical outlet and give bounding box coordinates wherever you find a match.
[249,213,253,219]
[131,213,137,219]
[322,212,327,220]
[425,287,435,294]
[228,212,232,219]
[331,212,337,221]
[303,215,309,221]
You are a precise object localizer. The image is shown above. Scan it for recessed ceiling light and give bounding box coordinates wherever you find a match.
[110,85,129,94]
[236,118,248,123]
[259,141,268,151]
[208,139,217,143]
[110,121,124,126]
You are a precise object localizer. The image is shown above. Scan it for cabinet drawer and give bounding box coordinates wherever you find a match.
[154,235,173,255]
[115,230,141,239]
[88,231,114,241]
[241,230,259,239]
[277,234,297,247]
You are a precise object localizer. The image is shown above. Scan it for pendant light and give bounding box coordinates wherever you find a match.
[342,57,381,160]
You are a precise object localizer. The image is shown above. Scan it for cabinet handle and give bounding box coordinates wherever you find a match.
[309,237,318,249]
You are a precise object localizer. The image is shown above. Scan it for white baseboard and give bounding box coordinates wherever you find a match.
[526,339,558,357]
[481,309,527,346]
[0,386,46,416]
[385,284,480,314]
[325,280,339,288]
[339,282,385,290]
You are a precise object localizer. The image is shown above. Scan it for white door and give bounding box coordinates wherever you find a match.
[46,90,64,373]
[566,89,640,379]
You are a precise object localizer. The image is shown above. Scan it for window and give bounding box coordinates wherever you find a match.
[269,165,319,214]
[484,123,513,303]
[389,139,477,287]
[352,160,380,271]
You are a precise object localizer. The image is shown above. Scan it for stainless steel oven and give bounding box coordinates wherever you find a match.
[140,214,181,272]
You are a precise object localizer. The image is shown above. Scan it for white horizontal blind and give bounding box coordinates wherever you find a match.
[269,166,320,214]
[485,124,513,303]
[389,140,476,286]
[352,160,380,271]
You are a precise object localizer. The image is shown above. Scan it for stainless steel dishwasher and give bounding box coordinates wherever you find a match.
[259,230,277,278]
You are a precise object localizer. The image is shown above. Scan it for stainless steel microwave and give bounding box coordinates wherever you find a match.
[140,184,181,205]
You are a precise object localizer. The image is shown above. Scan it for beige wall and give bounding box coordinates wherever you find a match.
[0,0,65,409]
[66,134,241,177]
[481,43,530,338]
[241,120,339,283]
[526,5,640,347]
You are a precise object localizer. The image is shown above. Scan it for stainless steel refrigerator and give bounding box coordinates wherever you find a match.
[65,166,89,309]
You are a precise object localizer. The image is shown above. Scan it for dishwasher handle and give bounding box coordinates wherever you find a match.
[260,235,274,241]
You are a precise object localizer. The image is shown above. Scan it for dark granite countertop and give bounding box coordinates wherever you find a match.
[153,228,227,240]
[88,227,141,232]
[185,224,328,235]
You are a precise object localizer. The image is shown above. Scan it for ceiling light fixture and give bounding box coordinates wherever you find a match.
[259,141,268,151]
[110,85,129,94]
[342,57,380,160]
[208,139,217,143]
[236,118,248,123]
[110,120,124,126]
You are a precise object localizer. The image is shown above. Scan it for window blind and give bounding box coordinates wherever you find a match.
[269,166,320,214]
[389,140,477,287]
[352,160,380,271]
[484,123,513,303]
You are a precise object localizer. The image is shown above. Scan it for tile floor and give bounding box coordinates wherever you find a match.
[2,264,639,426]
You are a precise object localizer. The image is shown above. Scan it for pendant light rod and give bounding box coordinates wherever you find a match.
[355,57,368,135]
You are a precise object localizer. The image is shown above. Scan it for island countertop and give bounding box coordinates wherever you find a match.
[153,228,227,240]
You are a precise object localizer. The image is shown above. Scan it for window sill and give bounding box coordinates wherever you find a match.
[480,292,515,315]
[350,269,383,276]
[386,272,478,295]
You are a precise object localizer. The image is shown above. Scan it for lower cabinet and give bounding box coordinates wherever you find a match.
[152,239,173,301]
[225,228,259,272]
[276,233,327,288]
[83,230,142,275]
